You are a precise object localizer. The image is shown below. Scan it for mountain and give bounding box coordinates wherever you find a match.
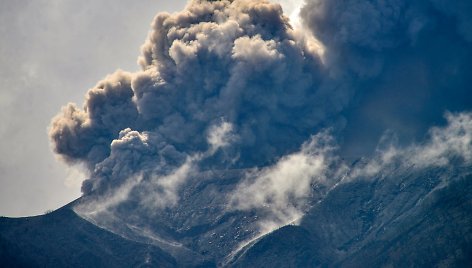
[232,165,472,267]
[0,201,178,267]
[1,164,471,267]
[3,0,472,266]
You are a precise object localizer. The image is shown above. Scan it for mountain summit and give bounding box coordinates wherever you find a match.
[2,0,472,266]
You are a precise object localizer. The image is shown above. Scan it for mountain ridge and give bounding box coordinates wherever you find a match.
[0,200,180,267]
[2,164,471,267]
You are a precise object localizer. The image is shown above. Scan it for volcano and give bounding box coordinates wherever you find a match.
[1,161,472,267]
[2,0,472,266]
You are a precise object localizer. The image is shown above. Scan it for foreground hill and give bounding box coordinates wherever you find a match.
[0,202,179,267]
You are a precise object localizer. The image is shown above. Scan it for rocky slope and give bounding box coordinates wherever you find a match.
[1,164,471,267]
[0,202,178,267]
[232,165,472,267]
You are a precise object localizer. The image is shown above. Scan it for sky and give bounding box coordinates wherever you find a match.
[1,0,471,221]
[0,0,188,217]
[0,0,304,218]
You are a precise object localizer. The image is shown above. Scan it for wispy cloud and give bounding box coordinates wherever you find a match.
[350,112,472,179]
[230,131,345,229]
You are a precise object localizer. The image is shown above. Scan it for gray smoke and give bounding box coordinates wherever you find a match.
[301,0,472,157]
[50,0,351,195]
[48,0,472,262]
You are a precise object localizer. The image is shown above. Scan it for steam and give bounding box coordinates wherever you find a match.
[351,112,472,179]
[207,120,236,153]
[230,131,341,226]
[143,157,197,209]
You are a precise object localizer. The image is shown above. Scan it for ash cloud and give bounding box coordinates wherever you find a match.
[50,71,139,169]
[50,0,349,195]
[48,0,472,262]
[301,0,472,157]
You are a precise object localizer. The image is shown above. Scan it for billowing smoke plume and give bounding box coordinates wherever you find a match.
[50,0,350,196]
[48,0,472,264]
[301,0,472,157]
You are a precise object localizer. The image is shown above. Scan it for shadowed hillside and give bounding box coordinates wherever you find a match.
[0,201,180,267]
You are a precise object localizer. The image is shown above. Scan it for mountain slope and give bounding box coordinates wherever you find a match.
[0,202,178,267]
[231,166,472,267]
[2,165,472,267]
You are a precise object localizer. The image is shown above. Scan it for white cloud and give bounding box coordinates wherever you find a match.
[230,131,339,227]
[141,156,197,209]
[412,112,472,167]
[74,173,143,219]
[207,120,236,153]
[351,112,472,179]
